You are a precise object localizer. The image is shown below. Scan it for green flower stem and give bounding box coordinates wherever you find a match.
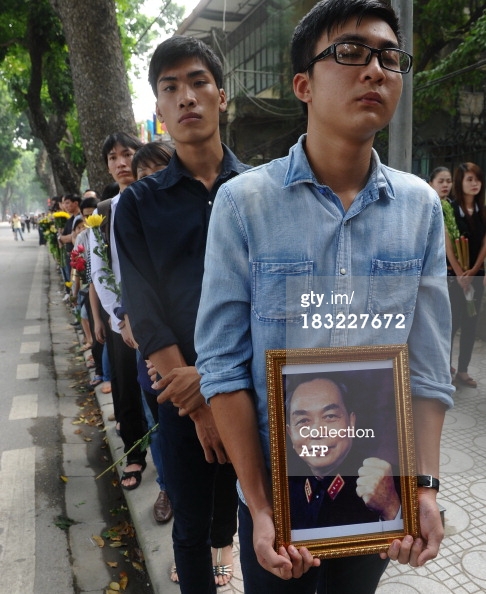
[95,423,158,480]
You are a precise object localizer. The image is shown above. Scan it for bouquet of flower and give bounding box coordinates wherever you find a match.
[84,214,121,301]
[38,215,64,265]
[52,210,71,229]
[70,245,87,276]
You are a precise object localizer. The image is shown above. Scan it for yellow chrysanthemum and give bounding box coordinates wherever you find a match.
[65,281,73,288]
[84,214,105,228]
[53,211,70,219]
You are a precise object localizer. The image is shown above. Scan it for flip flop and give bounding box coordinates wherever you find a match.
[455,374,477,388]
[89,375,103,388]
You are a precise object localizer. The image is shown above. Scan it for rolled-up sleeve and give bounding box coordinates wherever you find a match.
[408,198,455,409]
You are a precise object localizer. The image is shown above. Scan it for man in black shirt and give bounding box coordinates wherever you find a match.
[115,36,248,593]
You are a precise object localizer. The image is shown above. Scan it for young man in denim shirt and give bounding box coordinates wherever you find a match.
[195,1,454,592]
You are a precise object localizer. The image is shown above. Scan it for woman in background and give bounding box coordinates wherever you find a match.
[448,163,486,387]
[429,166,452,201]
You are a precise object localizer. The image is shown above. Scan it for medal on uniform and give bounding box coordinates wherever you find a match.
[304,478,313,503]
[327,474,345,500]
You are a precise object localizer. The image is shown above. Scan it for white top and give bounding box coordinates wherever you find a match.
[89,194,122,333]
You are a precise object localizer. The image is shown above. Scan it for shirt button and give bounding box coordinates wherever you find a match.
[340,268,346,275]
[208,200,213,205]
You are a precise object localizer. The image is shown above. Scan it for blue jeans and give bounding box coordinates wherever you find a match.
[238,502,389,594]
[102,343,111,382]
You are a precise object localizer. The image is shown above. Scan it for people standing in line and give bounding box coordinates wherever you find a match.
[89,132,148,491]
[112,139,176,525]
[195,1,453,592]
[59,194,82,301]
[115,36,247,591]
[447,162,486,388]
[429,167,452,201]
[11,213,24,241]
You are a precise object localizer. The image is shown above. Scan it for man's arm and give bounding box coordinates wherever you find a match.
[149,344,226,464]
[89,283,106,344]
[210,390,320,579]
[195,184,320,578]
[381,397,445,566]
[383,195,452,566]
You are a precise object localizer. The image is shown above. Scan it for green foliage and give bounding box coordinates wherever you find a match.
[115,0,185,76]
[0,81,22,184]
[413,0,486,122]
[0,149,49,216]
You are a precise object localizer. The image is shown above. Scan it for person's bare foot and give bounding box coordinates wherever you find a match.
[212,545,233,586]
[170,564,179,583]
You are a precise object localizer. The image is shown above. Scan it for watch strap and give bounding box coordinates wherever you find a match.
[417,475,440,491]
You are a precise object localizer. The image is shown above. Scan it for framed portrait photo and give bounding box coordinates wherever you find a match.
[266,344,419,559]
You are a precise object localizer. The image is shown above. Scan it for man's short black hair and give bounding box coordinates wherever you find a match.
[101,132,143,166]
[80,197,99,212]
[148,35,224,97]
[291,0,402,77]
[131,141,174,178]
[62,193,81,204]
[285,374,352,423]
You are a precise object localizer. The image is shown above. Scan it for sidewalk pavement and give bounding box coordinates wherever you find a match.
[93,330,486,594]
[51,251,486,594]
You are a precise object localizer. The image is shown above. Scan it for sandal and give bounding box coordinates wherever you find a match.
[170,564,179,583]
[89,375,103,388]
[120,460,146,491]
[455,374,477,388]
[213,546,233,587]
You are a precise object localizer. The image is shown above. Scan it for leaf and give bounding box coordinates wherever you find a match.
[55,516,76,530]
[109,542,125,548]
[92,535,105,548]
[119,572,128,590]
[131,561,144,572]
[108,583,120,591]
[106,561,118,568]
[60,475,68,483]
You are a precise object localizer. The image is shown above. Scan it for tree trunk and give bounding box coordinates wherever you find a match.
[24,6,81,196]
[50,0,137,194]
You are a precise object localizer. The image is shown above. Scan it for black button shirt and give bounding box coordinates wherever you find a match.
[114,146,249,363]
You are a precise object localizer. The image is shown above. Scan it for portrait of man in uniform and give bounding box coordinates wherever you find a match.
[284,367,403,540]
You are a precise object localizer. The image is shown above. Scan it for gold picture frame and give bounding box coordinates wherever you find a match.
[266,344,419,559]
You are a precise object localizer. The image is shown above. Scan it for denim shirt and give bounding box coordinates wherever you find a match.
[195,135,454,475]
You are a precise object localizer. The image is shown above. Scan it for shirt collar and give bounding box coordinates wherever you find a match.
[154,144,248,189]
[283,134,396,206]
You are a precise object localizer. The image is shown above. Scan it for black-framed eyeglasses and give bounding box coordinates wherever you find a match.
[304,42,413,74]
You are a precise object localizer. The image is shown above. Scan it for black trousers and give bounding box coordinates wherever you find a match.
[110,330,147,465]
[449,273,484,373]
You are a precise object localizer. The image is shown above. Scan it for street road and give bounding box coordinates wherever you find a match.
[0,222,74,593]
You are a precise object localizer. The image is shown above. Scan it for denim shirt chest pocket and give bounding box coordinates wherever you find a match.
[251,261,313,323]
[368,258,422,318]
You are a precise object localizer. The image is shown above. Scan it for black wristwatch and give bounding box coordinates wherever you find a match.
[417,475,440,491]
